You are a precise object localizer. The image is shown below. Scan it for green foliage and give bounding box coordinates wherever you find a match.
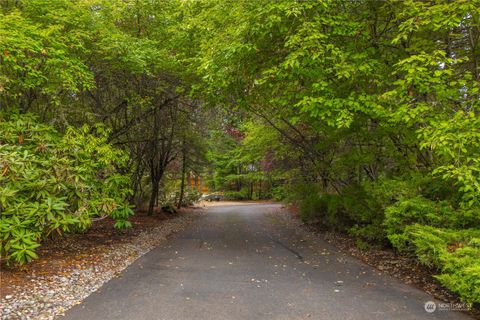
[2,0,480,305]
[271,186,287,201]
[299,193,328,226]
[0,0,95,110]
[385,197,453,251]
[298,190,351,232]
[0,112,133,264]
[224,189,250,201]
[206,120,283,199]
[161,203,177,214]
[385,197,480,252]
[391,225,480,303]
[180,189,202,207]
[384,192,480,302]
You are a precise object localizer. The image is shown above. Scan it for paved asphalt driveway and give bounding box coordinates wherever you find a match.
[63,203,471,320]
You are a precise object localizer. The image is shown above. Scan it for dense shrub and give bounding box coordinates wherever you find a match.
[299,192,352,231]
[299,192,327,225]
[0,113,133,264]
[383,189,480,303]
[338,184,384,246]
[271,185,286,201]
[418,176,463,204]
[385,197,454,251]
[161,203,177,214]
[347,176,476,247]
[391,225,480,303]
[438,238,480,304]
[297,183,386,243]
[283,182,319,204]
[224,188,250,200]
[180,189,202,207]
[385,197,480,252]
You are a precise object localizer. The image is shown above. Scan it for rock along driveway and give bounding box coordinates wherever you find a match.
[63,203,471,320]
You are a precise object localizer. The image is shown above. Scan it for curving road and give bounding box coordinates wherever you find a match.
[63,203,471,320]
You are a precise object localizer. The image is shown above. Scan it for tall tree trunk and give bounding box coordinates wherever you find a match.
[148,177,159,216]
[177,139,187,209]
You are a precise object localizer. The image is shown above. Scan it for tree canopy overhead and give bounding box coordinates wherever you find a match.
[1,0,480,304]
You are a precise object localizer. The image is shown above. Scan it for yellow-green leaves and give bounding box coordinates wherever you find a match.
[0,2,95,111]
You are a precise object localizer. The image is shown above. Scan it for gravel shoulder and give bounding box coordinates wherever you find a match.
[0,208,202,320]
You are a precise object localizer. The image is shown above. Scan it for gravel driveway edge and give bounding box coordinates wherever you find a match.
[0,211,200,320]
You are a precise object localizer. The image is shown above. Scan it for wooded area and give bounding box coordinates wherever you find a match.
[1,0,480,305]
